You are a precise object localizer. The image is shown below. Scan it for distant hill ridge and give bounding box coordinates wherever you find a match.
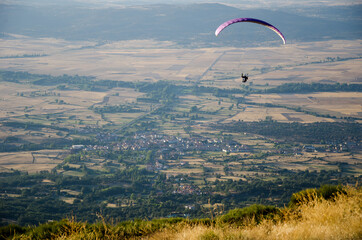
[1,3,361,46]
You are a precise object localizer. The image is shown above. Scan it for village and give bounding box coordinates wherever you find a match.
[72,130,360,160]
[73,132,250,157]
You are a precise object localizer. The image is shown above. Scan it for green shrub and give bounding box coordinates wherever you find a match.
[27,219,80,239]
[190,218,213,226]
[318,185,346,200]
[217,204,281,225]
[0,224,28,239]
[289,185,346,207]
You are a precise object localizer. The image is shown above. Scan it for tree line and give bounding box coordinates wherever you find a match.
[0,167,359,226]
[216,121,361,144]
[2,71,361,96]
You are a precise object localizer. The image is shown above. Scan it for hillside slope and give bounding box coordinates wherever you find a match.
[1,185,360,240]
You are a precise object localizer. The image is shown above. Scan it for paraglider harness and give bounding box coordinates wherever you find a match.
[241,73,248,83]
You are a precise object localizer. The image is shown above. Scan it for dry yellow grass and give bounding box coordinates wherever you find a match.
[242,188,362,240]
[10,186,361,240]
[144,186,361,240]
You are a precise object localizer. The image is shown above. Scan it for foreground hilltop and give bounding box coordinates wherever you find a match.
[1,185,361,240]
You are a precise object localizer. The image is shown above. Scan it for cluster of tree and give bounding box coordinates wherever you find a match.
[265,82,362,94]
[0,185,355,240]
[17,90,60,97]
[91,105,141,114]
[0,167,359,226]
[2,71,361,102]
[0,71,190,105]
[0,71,95,86]
[0,184,354,239]
[2,140,76,153]
[217,121,361,144]
[135,81,186,104]
[0,121,98,153]
[0,71,131,91]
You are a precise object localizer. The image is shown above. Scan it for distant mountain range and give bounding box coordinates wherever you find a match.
[1,3,361,47]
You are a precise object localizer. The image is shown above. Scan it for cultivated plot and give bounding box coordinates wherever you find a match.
[0,150,65,173]
[1,36,361,85]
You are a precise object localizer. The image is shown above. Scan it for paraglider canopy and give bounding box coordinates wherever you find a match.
[215,18,286,45]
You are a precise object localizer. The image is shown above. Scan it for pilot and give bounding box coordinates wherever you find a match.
[241,73,248,83]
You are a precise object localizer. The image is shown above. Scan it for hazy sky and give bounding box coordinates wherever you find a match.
[3,0,362,8]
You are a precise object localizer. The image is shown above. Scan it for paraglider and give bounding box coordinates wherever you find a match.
[215,18,286,83]
[215,18,286,44]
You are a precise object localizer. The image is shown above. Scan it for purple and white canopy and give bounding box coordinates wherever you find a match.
[215,18,286,45]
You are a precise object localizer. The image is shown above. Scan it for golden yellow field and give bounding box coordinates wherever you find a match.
[223,91,362,123]
[0,81,103,118]
[0,80,144,129]
[1,36,361,126]
[1,35,361,85]
[0,36,361,177]
[0,150,66,173]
